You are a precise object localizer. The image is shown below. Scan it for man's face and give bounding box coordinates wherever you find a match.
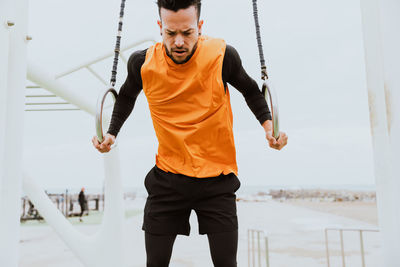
[158,6,203,64]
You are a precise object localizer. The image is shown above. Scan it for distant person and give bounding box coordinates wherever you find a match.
[78,187,87,222]
[92,0,288,266]
[27,200,37,217]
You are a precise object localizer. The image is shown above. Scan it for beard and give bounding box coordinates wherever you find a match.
[165,41,198,64]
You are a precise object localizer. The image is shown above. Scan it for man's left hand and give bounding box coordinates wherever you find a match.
[262,120,288,151]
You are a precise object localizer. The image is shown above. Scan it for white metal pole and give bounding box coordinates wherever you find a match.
[0,0,12,206]
[360,0,400,266]
[378,0,400,264]
[25,63,126,266]
[0,0,29,266]
[23,146,125,267]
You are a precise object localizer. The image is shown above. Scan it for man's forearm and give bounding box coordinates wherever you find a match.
[242,92,272,125]
[106,92,137,137]
[106,50,145,137]
[262,119,272,133]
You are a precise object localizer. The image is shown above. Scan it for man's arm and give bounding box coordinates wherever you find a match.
[92,49,146,153]
[106,49,147,138]
[222,45,272,125]
[222,45,288,150]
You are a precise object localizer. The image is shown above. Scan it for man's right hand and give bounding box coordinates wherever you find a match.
[92,133,116,153]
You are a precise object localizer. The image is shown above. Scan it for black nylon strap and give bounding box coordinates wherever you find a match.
[252,0,268,80]
[110,0,127,87]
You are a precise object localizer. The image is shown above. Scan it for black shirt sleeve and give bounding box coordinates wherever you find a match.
[222,45,272,125]
[106,49,147,137]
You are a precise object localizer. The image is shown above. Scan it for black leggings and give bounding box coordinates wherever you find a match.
[145,230,238,267]
[79,203,85,217]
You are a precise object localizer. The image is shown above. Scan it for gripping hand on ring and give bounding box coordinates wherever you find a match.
[262,120,288,150]
[92,133,116,153]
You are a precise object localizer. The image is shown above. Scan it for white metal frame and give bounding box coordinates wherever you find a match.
[55,38,156,83]
[247,229,270,267]
[0,0,29,266]
[325,227,379,267]
[23,37,156,267]
[360,0,400,266]
[0,1,11,201]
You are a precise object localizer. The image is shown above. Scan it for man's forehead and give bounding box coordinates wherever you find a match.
[165,27,195,32]
[159,6,198,26]
[161,20,197,32]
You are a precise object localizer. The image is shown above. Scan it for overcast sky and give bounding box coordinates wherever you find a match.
[22,0,375,192]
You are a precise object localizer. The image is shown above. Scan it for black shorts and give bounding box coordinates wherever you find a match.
[142,165,241,236]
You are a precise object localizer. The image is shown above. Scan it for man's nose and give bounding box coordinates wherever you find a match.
[174,35,184,47]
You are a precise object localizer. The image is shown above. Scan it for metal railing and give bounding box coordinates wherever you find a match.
[25,85,80,111]
[325,227,379,267]
[248,229,270,267]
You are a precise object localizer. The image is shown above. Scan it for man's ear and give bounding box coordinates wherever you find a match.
[157,20,162,35]
[198,20,204,35]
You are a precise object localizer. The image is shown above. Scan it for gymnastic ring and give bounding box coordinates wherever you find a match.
[262,81,280,139]
[95,87,118,144]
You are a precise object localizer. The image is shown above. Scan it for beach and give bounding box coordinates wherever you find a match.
[19,194,381,267]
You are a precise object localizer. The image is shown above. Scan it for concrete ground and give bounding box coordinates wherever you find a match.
[19,198,381,267]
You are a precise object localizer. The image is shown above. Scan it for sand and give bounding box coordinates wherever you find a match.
[284,200,378,225]
[19,198,381,267]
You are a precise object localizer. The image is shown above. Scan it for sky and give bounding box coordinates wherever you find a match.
[22,0,375,192]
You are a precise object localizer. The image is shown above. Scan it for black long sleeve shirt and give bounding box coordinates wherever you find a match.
[107,45,271,137]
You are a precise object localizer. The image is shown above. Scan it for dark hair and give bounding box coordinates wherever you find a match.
[157,0,201,20]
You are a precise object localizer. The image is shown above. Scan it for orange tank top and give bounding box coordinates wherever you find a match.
[141,36,238,178]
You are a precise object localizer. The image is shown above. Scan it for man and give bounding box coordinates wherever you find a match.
[92,0,288,266]
[78,187,87,222]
